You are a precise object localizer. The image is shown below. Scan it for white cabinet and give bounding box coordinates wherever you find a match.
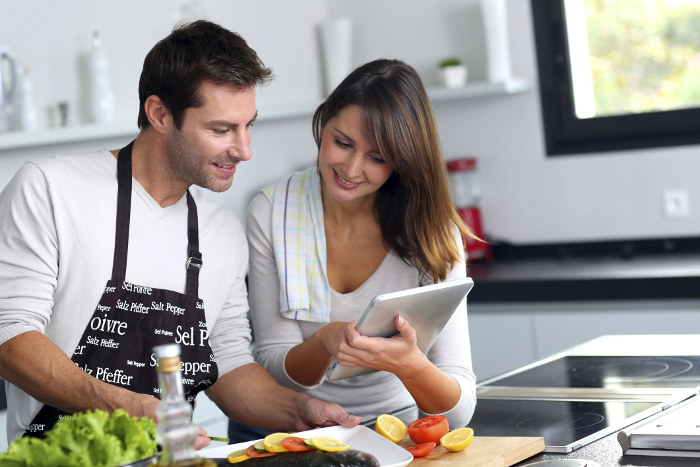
[469,299,700,382]
[468,304,536,382]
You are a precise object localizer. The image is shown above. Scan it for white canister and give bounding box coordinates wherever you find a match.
[318,17,353,96]
[481,0,512,82]
[14,65,37,131]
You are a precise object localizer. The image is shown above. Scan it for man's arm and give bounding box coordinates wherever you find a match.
[0,331,159,419]
[206,362,360,432]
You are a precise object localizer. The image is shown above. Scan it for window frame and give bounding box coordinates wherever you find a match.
[531,0,700,156]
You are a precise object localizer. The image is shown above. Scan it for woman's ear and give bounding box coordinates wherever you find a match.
[143,95,170,133]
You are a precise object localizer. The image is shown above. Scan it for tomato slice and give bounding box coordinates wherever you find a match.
[405,441,437,457]
[281,436,314,452]
[407,415,450,444]
[245,444,278,458]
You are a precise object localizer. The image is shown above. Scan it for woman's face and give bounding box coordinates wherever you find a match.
[318,105,394,205]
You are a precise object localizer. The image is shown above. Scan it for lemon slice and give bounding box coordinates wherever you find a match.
[226,448,249,463]
[440,427,474,452]
[311,436,350,451]
[263,432,291,452]
[375,413,407,443]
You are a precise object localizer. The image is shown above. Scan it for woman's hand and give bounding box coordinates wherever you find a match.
[335,316,428,375]
[335,316,462,415]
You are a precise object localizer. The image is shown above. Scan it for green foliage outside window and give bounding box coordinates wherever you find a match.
[583,0,700,116]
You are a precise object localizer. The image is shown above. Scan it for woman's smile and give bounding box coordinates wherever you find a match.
[333,169,361,189]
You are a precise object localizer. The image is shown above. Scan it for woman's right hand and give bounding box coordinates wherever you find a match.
[320,321,352,357]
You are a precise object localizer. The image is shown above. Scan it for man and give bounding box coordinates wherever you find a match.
[0,20,359,447]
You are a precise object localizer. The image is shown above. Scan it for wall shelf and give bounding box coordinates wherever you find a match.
[0,77,533,152]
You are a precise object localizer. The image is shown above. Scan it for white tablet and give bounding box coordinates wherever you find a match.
[326,277,474,381]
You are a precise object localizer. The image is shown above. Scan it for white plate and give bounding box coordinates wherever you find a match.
[198,425,413,467]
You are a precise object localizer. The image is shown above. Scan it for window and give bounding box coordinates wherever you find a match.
[531,0,700,156]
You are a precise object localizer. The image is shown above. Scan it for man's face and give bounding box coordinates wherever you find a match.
[165,81,257,193]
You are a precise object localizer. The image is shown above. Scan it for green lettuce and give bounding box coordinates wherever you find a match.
[0,409,157,467]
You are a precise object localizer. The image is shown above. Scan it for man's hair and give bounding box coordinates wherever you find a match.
[137,20,272,129]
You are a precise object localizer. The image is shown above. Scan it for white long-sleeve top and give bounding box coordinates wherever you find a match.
[0,150,254,442]
[246,189,477,428]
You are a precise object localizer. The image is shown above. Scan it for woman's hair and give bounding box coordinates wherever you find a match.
[137,20,273,130]
[312,59,474,282]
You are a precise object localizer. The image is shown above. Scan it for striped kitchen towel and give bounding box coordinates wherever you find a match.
[263,167,330,322]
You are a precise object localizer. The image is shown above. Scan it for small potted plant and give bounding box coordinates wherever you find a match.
[438,56,468,88]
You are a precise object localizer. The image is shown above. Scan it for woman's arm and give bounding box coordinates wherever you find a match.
[417,240,476,426]
[283,321,349,386]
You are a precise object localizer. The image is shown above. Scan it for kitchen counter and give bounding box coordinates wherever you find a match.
[518,428,700,466]
[467,236,700,303]
[509,335,700,466]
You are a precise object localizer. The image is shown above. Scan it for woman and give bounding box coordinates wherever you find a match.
[229,59,477,442]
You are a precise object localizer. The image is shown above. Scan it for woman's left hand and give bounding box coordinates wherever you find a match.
[335,315,427,375]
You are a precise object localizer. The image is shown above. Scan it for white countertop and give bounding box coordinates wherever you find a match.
[565,334,700,356]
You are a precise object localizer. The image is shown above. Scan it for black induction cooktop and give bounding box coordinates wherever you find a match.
[469,355,700,452]
[469,398,660,452]
[485,355,700,390]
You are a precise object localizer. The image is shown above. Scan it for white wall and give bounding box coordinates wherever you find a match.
[335,0,700,244]
[1,0,699,244]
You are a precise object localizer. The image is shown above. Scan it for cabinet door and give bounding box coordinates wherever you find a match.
[533,300,700,359]
[193,393,228,438]
[469,306,536,382]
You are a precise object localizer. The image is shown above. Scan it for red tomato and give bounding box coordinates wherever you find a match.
[245,444,277,458]
[405,441,437,458]
[407,415,450,444]
[281,436,313,452]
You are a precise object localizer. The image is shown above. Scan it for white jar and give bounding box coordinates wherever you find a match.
[15,65,37,131]
[85,31,115,124]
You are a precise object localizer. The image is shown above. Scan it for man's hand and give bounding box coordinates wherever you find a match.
[195,427,212,450]
[208,363,361,433]
[294,395,361,432]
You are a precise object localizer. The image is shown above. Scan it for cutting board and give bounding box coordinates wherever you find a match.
[401,436,545,466]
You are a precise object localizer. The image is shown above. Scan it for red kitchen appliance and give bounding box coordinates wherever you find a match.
[446,157,491,261]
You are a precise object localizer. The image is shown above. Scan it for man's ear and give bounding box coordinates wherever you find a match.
[144,95,170,133]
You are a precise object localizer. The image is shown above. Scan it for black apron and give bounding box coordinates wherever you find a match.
[25,141,219,437]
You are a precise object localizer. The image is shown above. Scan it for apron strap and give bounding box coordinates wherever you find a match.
[186,190,202,297]
[111,141,134,281]
[111,140,202,297]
